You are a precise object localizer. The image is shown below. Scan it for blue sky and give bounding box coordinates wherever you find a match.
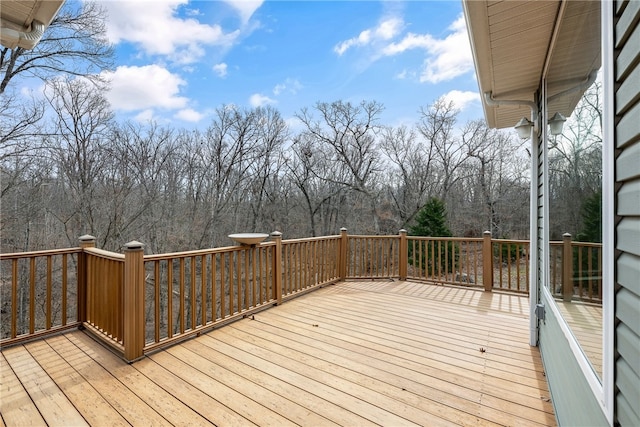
[97,0,483,129]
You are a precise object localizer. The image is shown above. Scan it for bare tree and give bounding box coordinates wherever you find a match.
[380,125,438,228]
[0,1,113,94]
[295,100,384,233]
[418,98,468,200]
[44,76,114,247]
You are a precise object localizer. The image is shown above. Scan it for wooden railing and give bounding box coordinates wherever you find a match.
[142,240,278,355]
[281,235,341,299]
[550,233,603,303]
[0,229,601,360]
[406,236,484,287]
[0,247,82,344]
[346,232,400,279]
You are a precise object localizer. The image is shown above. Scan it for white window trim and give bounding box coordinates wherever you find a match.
[601,1,614,424]
[537,3,614,423]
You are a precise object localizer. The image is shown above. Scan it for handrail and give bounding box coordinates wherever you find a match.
[0,247,81,259]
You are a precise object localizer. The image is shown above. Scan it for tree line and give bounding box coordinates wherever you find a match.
[0,2,601,255]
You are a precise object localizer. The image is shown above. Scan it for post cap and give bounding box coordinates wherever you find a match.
[399,229,407,234]
[483,230,491,236]
[79,234,96,242]
[123,240,145,250]
[340,227,347,232]
[270,231,282,237]
[563,232,572,238]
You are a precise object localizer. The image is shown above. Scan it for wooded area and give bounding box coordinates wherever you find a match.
[0,2,602,255]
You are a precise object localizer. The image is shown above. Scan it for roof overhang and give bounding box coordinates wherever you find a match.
[462,0,600,129]
[1,0,65,50]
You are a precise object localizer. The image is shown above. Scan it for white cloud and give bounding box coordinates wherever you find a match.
[383,33,433,56]
[334,17,403,56]
[213,63,228,78]
[103,65,189,112]
[175,108,205,122]
[440,90,480,111]
[249,93,276,107]
[418,15,474,83]
[224,0,264,25]
[103,1,239,64]
[381,14,474,84]
[273,78,303,96]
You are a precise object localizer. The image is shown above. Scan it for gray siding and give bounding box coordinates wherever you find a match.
[614,1,640,426]
[539,294,608,426]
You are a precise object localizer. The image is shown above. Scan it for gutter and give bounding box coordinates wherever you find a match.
[0,20,45,50]
[484,91,538,121]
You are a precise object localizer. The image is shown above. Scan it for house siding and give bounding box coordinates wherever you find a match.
[614,1,640,426]
[539,297,608,426]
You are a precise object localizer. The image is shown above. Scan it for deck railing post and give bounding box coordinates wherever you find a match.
[562,233,573,302]
[78,235,95,324]
[399,229,408,280]
[339,228,348,280]
[482,231,493,292]
[271,231,283,305]
[123,241,145,362]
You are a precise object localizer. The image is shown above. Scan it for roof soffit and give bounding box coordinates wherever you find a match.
[463,0,600,129]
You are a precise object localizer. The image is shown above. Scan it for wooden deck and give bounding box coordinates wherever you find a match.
[1,281,556,426]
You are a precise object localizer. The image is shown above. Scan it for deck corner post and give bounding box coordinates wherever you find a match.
[271,231,283,305]
[123,240,145,362]
[562,233,573,302]
[482,231,493,292]
[339,228,348,280]
[77,235,96,324]
[399,229,408,280]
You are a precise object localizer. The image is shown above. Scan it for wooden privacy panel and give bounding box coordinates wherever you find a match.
[84,250,124,344]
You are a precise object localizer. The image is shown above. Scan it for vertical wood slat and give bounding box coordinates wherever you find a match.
[46,256,52,330]
[191,256,196,330]
[229,252,235,316]
[61,254,67,326]
[29,257,35,334]
[11,259,17,338]
[167,259,173,338]
[201,255,207,327]
[220,253,225,319]
[211,253,217,321]
[179,258,185,334]
[154,261,160,343]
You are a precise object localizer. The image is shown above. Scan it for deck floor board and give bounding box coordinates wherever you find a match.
[1,281,557,426]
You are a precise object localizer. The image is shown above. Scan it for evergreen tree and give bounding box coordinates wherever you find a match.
[409,198,452,237]
[408,198,457,274]
[577,190,602,243]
